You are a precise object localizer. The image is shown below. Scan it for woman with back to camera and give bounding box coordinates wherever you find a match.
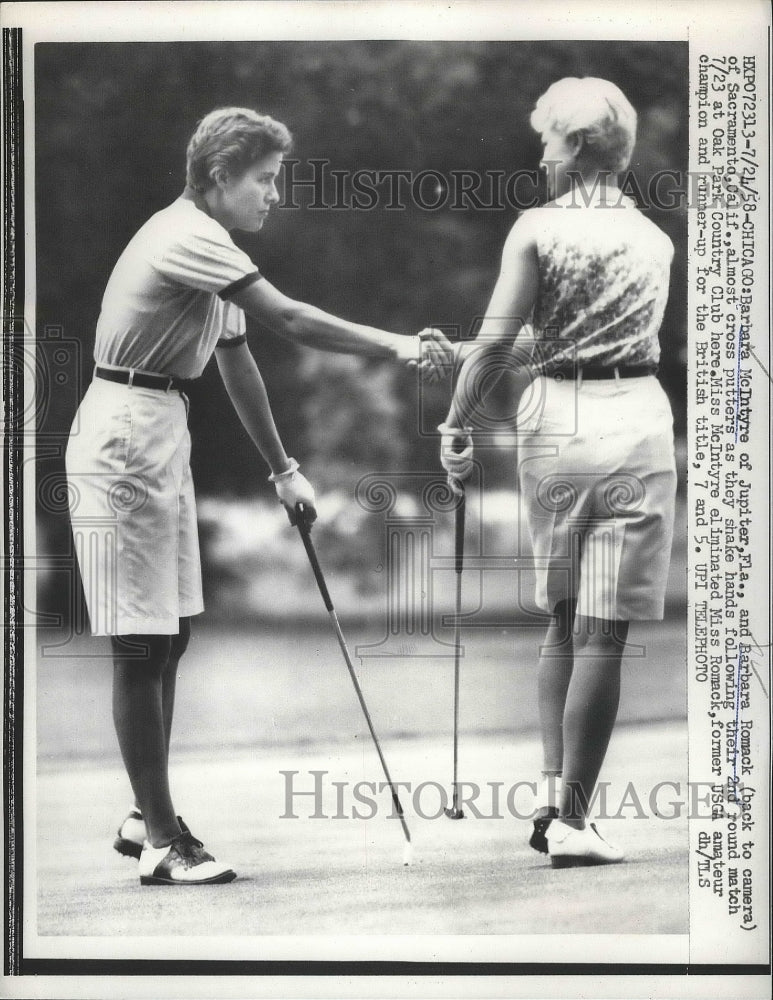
[440,78,677,866]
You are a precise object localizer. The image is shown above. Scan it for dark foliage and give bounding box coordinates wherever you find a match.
[36,40,687,500]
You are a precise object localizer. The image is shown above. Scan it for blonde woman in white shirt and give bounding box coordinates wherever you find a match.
[440,79,677,867]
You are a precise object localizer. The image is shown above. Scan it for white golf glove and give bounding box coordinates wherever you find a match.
[438,422,474,494]
[269,459,317,526]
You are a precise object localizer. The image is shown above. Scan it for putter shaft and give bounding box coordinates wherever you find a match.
[451,556,463,811]
[327,606,411,843]
[295,507,411,845]
[449,483,466,818]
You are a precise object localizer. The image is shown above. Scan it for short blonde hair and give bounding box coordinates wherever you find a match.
[530,78,637,172]
[186,107,293,192]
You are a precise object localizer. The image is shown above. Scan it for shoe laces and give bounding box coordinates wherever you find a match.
[169,829,214,867]
[176,816,201,846]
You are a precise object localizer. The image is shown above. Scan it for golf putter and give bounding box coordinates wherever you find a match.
[445,447,467,820]
[291,502,413,863]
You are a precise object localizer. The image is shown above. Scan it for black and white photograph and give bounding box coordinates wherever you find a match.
[3,1,771,997]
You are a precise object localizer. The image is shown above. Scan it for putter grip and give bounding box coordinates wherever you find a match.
[455,493,465,574]
[296,504,334,612]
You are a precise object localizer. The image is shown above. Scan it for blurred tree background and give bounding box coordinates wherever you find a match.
[35,40,687,620]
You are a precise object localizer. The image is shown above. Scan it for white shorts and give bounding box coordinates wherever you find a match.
[65,377,204,636]
[516,374,677,621]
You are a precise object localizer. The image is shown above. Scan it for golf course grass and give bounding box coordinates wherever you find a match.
[31,619,688,957]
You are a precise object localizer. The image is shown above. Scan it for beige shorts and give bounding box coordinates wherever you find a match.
[65,378,204,636]
[516,374,677,621]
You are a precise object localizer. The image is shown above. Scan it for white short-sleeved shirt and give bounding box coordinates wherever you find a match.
[94,196,261,379]
[526,188,674,369]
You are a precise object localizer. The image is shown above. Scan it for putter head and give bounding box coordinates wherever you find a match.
[444,805,465,820]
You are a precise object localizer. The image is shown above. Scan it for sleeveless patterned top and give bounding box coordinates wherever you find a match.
[528,188,673,369]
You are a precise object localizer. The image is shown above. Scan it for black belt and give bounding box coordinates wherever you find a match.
[95,366,196,393]
[536,364,657,380]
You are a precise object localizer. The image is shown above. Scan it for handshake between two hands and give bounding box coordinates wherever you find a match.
[400,327,456,384]
[406,329,474,491]
[401,328,475,494]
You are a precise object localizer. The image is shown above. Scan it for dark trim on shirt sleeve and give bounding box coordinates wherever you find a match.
[215,333,248,350]
[218,270,262,300]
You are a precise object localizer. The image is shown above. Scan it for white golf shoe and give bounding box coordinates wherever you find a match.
[546,819,624,868]
[138,829,236,885]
